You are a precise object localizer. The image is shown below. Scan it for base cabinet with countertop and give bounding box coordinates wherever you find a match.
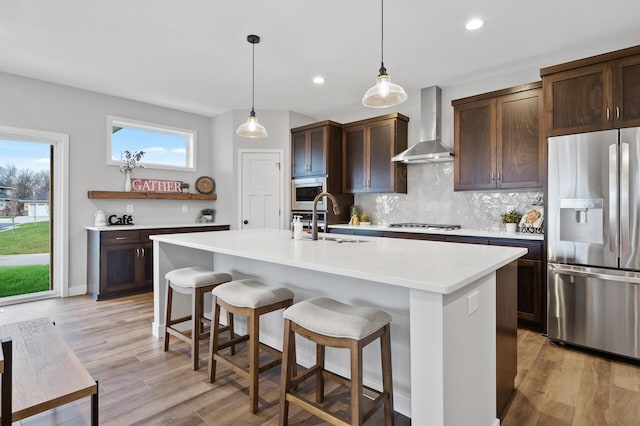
[329,226,546,332]
[87,224,230,300]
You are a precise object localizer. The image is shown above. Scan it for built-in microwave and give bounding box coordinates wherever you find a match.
[292,177,326,210]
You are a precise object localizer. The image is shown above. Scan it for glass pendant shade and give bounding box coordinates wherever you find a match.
[236,34,267,138]
[362,68,408,108]
[363,0,407,108]
[236,110,268,138]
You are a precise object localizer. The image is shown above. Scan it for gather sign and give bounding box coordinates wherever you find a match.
[131,178,183,193]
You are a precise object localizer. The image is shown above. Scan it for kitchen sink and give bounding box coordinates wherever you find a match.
[306,235,367,243]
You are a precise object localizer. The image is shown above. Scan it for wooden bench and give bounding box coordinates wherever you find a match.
[0,318,98,425]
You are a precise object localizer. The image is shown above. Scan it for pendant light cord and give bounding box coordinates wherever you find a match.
[251,40,255,114]
[381,0,384,66]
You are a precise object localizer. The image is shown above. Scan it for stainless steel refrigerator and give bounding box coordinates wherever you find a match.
[547,127,640,360]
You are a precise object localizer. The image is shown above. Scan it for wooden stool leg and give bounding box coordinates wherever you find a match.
[248,310,260,413]
[163,282,173,352]
[228,311,236,355]
[381,325,394,426]
[350,340,364,426]
[279,319,293,426]
[192,288,202,370]
[316,343,325,403]
[209,300,222,382]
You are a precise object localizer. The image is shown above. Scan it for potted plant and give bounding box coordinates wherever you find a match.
[360,212,371,225]
[200,208,215,223]
[181,182,190,193]
[501,209,521,233]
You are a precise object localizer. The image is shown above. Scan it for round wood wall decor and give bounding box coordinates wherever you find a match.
[195,176,215,194]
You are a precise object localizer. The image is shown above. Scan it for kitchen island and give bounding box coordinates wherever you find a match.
[151,228,525,426]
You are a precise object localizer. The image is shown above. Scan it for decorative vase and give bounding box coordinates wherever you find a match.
[124,172,132,192]
[505,223,517,233]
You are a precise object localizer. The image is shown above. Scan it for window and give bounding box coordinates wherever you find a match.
[107,116,197,172]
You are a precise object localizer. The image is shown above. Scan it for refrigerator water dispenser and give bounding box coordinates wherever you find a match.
[559,198,603,244]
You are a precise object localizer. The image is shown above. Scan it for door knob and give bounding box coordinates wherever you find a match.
[243,220,249,225]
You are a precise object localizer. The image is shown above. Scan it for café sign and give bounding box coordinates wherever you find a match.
[131,178,183,193]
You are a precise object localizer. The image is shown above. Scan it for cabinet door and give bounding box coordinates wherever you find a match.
[100,243,140,294]
[516,259,543,330]
[543,62,613,136]
[454,98,496,190]
[497,89,544,188]
[139,242,153,287]
[613,55,640,128]
[308,127,327,176]
[343,125,367,193]
[291,130,308,177]
[368,119,395,192]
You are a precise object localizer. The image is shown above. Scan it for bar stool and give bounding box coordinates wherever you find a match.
[209,279,294,413]
[163,267,232,370]
[279,297,394,426]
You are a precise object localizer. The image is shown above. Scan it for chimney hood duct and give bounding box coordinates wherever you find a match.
[391,86,453,163]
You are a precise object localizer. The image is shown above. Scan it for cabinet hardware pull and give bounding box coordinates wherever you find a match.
[606,108,610,120]
[497,172,501,181]
[115,237,126,240]
[141,248,145,257]
[136,248,140,257]
[491,172,495,181]
[616,106,620,119]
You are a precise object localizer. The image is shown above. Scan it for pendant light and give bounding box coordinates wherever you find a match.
[362,0,407,108]
[237,34,268,138]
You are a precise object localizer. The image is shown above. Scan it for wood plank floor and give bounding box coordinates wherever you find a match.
[1,292,639,425]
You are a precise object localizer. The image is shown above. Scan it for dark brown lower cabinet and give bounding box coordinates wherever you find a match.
[88,225,230,300]
[329,228,546,332]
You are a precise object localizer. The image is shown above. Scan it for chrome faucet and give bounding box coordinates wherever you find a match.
[311,192,341,240]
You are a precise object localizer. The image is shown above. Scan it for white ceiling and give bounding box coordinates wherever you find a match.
[1,0,638,119]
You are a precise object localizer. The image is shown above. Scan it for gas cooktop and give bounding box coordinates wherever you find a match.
[389,223,462,231]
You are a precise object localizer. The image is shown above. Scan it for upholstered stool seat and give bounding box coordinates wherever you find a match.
[163,267,232,370]
[279,297,394,425]
[209,279,294,413]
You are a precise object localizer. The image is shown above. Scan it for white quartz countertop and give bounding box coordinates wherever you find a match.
[329,224,544,241]
[151,228,526,295]
[84,222,229,231]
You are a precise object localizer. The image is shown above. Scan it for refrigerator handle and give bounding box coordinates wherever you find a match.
[609,144,618,254]
[550,265,640,285]
[621,142,630,255]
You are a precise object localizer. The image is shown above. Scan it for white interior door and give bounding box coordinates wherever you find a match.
[239,150,282,229]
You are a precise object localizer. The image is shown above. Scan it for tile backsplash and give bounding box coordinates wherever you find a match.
[353,162,543,232]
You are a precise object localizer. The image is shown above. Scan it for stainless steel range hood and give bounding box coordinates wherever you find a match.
[392,86,453,163]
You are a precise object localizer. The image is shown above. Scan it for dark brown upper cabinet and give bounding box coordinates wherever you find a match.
[291,120,342,178]
[342,113,408,194]
[541,45,640,136]
[453,82,544,191]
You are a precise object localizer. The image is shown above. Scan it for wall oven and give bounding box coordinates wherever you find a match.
[292,177,326,211]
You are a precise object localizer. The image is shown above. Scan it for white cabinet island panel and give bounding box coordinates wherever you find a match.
[150,228,525,426]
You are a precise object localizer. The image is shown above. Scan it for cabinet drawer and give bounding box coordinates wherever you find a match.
[100,231,140,246]
[488,239,542,261]
[445,236,489,245]
[139,225,230,242]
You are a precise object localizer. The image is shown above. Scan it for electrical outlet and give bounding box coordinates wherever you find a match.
[126,204,134,213]
[467,291,479,316]
[182,204,188,213]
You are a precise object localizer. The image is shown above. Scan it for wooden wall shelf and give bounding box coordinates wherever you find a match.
[88,191,217,200]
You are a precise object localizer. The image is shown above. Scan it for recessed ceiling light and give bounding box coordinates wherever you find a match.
[313,76,325,84]
[466,18,484,31]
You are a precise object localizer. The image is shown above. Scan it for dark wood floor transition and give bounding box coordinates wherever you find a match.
[1,292,639,425]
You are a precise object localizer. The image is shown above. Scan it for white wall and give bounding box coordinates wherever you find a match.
[211,109,315,229]
[0,71,214,295]
[326,67,543,230]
